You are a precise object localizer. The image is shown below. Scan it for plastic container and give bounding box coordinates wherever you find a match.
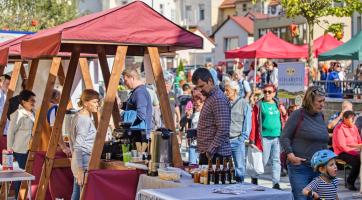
[158,168,181,181]
[2,149,13,170]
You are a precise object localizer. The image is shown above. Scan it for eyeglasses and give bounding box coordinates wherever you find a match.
[311,86,325,96]
[263,90,274,94]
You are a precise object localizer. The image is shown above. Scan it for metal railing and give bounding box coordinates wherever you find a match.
[313,80,362,99]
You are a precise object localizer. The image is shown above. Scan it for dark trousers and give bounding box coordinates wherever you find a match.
[339,152,360,185]
[13,152,28,199]
[199,153,228,165]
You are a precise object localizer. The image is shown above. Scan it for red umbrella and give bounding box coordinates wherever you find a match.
[302,34,343,57]
[225,32,307,59]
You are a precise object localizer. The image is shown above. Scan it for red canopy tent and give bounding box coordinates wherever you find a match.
[21,1,202,59]
[302,34,343,57]
[17,2,203,200]
[225,32,307,59]
[0,35,31,67]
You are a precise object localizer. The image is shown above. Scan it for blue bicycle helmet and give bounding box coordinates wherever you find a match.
[311,150,337,170]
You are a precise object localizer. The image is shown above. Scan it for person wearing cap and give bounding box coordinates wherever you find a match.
[303,150,339,200]
[332,110,362,191]
[224,81,251,182]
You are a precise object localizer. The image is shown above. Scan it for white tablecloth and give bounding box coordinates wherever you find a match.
[137,181,293,200]
[136,174,193,192]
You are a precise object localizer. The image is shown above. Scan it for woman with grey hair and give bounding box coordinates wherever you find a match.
[281,86,328,200]
[224,81,252,182]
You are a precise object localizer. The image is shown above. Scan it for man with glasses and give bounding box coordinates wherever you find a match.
[192,68,231,165]
[249,84,287,189]
[326,62,343,98]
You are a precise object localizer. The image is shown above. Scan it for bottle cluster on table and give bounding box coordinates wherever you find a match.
[194,157,236,185]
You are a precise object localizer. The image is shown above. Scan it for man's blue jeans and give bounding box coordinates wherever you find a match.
[14,152,28,200]
[71,178,81,200]
[288,163,319,200]
[230,137,246,182]
[189,146,199,164]
[262,137,281,185]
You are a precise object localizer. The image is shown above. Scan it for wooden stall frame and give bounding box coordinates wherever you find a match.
[34,47,81,200]
[0,61,23,200]
[29,46,182,200]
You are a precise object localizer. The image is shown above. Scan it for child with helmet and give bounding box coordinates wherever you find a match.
[302,149,339,200]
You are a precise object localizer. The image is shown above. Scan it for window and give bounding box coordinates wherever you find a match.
[185,5,192,22]
[358,16,362,33]
[121,0,128,5]
[199,4,205,21]
[160,4,164,15]
[224,37,239,51]
[242,4,247,12]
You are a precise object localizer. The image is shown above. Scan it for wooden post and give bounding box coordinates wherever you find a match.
[80,46,128,200]
[20,63,27,81]
[0,65,5,76]
[147,47,182,167]
[18,57,61,200]
[26,59,39,90]
[0,61,22,199]
[97,45,122,127]
[35,48,80,200]
[0,61,22,135]
[79,58,99,128]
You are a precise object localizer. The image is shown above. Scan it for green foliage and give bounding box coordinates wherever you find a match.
[0,0,79,32]
[281,0,362,24]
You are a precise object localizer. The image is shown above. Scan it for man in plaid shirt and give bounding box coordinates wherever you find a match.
[192,68,231,165]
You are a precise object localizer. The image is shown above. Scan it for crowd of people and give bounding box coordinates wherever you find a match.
[1,58,362,200]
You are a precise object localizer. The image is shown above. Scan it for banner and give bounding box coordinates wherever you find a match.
[278,62,305,99]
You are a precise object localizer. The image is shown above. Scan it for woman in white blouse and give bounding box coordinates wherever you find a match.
[7,89,36,198]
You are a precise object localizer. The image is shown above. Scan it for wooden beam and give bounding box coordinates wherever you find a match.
[35,48,80,200]
[79,58,99,128]
[97,45,121,127]
[147,47,182,167]
[26,59,39,90]
[20,63,27,81]
[0,65,5,76]
[80,46,128,200]
[0,61,22,135]
[88,46,127,170]
[18,57,61,200]
[0,62,22,200]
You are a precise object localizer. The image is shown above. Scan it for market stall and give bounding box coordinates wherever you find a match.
[19,1,202,200]
[301,33,343,58]
[0,34,97,200]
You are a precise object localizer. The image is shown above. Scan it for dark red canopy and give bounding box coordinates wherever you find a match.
[225,32,307,59]
[0,35,30,66]
[21,1,203,59]
[302,34,343,57]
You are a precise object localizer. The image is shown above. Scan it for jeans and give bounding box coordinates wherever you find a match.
[188,146,199,164]
[14,152,28,200]
[288,163,319,200]
[230,137,246,182]
[262,137,281,185]
[71,153,90,200]
[71,178,81,200]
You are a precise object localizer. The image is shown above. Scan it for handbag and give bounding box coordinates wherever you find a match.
[246,146,264,175]
[122,110,146,130]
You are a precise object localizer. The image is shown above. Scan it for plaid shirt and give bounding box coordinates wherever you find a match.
[197,87,231,157]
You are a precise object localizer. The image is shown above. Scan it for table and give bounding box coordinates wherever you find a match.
[137,174,192,192]
[0,171,35,200]
[137,182,293,200]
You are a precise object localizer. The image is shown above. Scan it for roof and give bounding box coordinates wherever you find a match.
[230,16,254,34]
[245,12,270,20]
[211,15,254,37]
[191,28,215,45]
[21,1,203,59]
[220,0,236,9]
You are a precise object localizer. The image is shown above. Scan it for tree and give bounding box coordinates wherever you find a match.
[281,0,362,83]
[0,0,79,32]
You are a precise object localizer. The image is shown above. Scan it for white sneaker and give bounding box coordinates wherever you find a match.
[352,192,362,199]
